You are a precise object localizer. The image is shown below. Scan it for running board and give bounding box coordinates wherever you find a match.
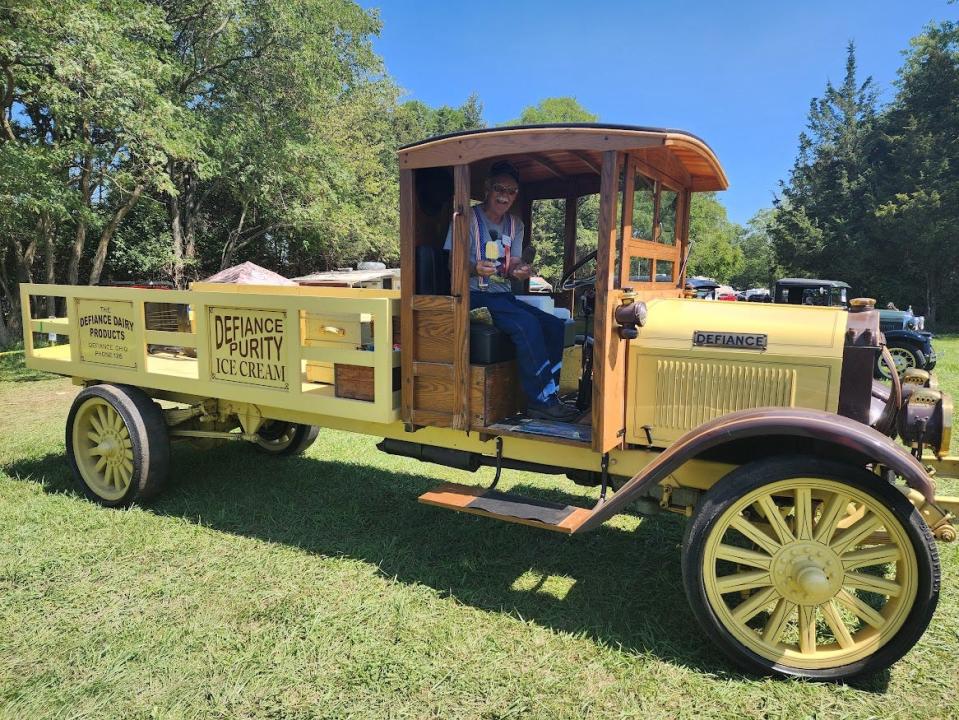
[418,483,592,534]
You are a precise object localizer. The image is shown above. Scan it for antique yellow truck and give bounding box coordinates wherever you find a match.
[20,124,958,681]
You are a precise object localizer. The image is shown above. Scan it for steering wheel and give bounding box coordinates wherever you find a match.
[560,250,598,292]
[872,344,903,437]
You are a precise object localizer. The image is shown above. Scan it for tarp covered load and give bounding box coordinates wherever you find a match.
[202,262,296,286]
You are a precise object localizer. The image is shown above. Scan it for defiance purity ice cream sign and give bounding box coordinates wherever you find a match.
[209,307,289,389]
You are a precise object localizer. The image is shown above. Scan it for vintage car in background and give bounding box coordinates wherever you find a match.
[772,278,936,379]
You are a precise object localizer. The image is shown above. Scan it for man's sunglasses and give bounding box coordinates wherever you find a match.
[491,183,519,196]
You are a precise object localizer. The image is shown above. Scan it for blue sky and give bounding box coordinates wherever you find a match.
[361,0,955,225]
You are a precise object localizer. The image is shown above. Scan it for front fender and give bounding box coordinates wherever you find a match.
[576,407,935,533]
[885,329,932,348]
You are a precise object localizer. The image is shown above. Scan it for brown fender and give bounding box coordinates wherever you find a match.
[576,406,935,533]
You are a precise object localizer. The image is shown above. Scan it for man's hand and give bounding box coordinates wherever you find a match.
[475,259,497,277]
[510,262,532,281]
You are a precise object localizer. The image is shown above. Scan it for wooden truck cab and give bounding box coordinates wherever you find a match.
[397,124,728,452]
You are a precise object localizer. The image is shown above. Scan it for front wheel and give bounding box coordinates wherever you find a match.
[875,344,925,380]
[681,456,939,680]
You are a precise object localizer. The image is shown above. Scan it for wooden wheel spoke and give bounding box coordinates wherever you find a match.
[86,430,101,444]
[798,605,817,654]
[793,487,813,540]
[834,589,885,629]
[830,513,883,555]
[715,570,772,594]
[730,516,781,556]
[757,496,794,545]
[762,598,796,644]
[814,492,848,544]
[732,586,779,624]
[121,459,133,477]
[123,448,134,461]
[87,446,103,457]
[123,438,132,449]
[119,426,130,440]
[95,456,107,472]
[104,464,113,486]
[716,543,771,570]
[111,410,123,431]
[821,600,855,649]
[842,544,900,571]
[96,406,108,432]
[843,571,901,597]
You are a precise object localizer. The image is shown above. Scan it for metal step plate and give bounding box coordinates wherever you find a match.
[418,482,591,534]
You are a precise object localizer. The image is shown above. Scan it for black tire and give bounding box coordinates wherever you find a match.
[875,344,925,380]
[681,456,939,680]
[253,421,320,456]
[65,383,170,507]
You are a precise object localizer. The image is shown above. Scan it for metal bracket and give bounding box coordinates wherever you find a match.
[487,436,504,490]
[599,452,610,502]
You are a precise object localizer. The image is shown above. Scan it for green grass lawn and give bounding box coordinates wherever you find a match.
[1,349,958,719]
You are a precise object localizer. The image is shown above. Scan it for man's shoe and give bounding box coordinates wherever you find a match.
[527,402,580,422]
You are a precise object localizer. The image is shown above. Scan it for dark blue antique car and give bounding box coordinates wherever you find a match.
[771,279,936,378]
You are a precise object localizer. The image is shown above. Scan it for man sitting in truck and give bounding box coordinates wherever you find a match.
[444,161,576,422]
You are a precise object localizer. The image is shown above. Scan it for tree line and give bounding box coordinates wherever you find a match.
[1,2,955,346]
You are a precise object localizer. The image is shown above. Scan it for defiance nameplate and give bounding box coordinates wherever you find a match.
[209,307,289,389]
[77,299,137,368]
[692,330,767,350]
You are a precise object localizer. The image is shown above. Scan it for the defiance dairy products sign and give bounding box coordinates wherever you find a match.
[209,307,289,389]
[77,299,137,368]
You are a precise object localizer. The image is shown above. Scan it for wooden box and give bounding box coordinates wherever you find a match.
[334,363,401,401]
[470,361,524,427]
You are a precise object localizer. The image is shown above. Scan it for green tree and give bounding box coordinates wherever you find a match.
[686,192,744,282]
[770,42,879,286]
[729,208,779,289]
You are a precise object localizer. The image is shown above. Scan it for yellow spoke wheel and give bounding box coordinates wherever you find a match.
[66,384,170,507]
[682,457,939,680]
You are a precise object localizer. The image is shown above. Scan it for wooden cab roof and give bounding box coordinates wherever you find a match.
[398,123,729,196]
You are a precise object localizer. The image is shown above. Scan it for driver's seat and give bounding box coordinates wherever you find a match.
[415,245,515,364]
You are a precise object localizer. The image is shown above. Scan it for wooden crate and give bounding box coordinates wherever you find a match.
[470,361,524,427]
[335,363,401,402]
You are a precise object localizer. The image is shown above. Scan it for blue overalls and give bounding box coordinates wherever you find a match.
[468,207,566,409]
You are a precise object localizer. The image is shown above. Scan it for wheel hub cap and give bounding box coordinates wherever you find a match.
[771,540,843,605]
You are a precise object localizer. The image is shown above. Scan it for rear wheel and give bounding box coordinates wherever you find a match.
[682,456,939,680]
[66,384,170,507]
[254,421,319,456]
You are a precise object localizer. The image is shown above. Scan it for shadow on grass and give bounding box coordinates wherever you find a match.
[5,444,891,690]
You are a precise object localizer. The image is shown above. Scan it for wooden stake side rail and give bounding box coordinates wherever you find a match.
[20,283,401,424]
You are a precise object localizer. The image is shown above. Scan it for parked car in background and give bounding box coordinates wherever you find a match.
[771,278,936,379]
[745,287,771,302]
[877,306,936,379]
[685,276,720,299]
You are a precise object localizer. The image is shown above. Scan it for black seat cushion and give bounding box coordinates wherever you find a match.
[470,322,515,364]
[415,245,451,296]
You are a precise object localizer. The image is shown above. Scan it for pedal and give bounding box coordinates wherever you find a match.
[418,482,591,534]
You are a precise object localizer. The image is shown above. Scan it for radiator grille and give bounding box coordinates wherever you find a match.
[654,360,796,430]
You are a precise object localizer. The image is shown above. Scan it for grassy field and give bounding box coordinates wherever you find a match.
[1,344,958,719]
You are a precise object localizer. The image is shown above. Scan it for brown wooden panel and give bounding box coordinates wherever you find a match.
[414,309,454,363]
[411,295,454,312]
[400,168,416,424]
[592,150,628,454]
[334,364,401,402]
[410,409,453,427]
[623,238,681,262]
[414,374,454,412]
[618,156,636,289]
[414,361,453,379]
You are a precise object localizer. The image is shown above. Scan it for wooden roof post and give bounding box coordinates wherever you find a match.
[561,193,578,311]
[451,164,471,430]
[399,168,415,427]
[592,150,628,454]
[619,156,636,288]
